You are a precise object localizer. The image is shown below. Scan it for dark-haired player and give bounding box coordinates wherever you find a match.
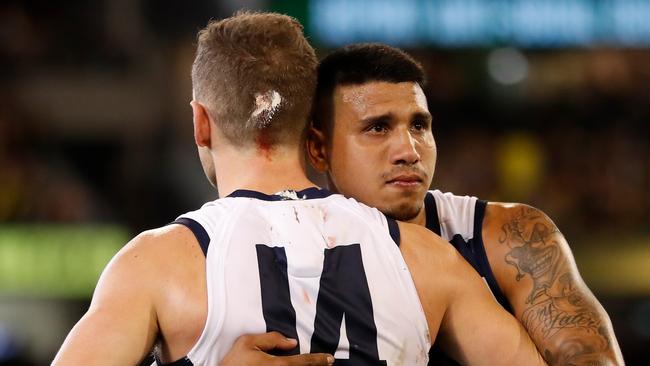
[306,43,622,365]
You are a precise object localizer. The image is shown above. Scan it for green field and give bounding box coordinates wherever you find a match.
[0,225,128,298]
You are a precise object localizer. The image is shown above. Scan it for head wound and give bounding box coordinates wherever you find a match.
[248,90,283,129]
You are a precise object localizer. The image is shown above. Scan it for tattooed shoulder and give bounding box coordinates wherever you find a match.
[498,205,562,304]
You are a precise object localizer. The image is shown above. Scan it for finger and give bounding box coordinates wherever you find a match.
[241,331,297,351]
[271,336,299,351]
[278,353,335,366]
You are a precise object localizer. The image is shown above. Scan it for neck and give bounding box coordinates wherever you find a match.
[213,143,316,198]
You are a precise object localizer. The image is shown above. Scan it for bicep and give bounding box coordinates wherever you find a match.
[483,203,622,364]
[438,256,545,366]
[52,237,159,365]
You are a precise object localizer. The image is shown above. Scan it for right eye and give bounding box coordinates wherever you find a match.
[366,122,388,134]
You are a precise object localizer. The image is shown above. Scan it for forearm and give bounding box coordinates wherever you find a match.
[502,321,548,366]
[438,256,547,366]
[520,291,623,365]
[440,298,548,366]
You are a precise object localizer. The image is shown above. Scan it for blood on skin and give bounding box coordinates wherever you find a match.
[256,129,273,160]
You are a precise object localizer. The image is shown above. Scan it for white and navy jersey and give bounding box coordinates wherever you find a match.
[423,190,508,310]
[425,190,509,366]
[157,188,430,366]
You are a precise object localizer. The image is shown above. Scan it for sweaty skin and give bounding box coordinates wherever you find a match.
[307,80,623,365]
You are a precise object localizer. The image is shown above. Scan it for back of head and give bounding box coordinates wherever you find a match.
[192,12,317,148]
[312,43,425,134]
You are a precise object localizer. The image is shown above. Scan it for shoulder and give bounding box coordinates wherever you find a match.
[398,221,469,282]
[112,224,202,271]
[483,202,561,241]
[326,193,389,226]
[480,201,575,300]
[484,201,550,217]
[399,222,456,258]
[95,224,205,307]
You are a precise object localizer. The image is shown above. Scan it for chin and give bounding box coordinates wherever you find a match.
[382,203,421,222]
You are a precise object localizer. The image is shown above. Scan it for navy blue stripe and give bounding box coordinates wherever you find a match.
[256,245,300,356]
[154,354,193,366]
[473,200,512,312]
[227,187,333,201]
[386,217,401,247]
[424,192,441,235]
[172,218,210,256]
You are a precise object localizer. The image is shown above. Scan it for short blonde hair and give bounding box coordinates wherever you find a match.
[191,12,317,147]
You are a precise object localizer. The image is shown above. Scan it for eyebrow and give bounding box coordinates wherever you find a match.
[359,113,394,126]
[358,110,433,127]
[412,111,433,123]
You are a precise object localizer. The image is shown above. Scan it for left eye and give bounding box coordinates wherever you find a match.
[412,121,426,131]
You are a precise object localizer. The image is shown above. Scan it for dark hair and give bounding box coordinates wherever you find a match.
[192,11,317,147]
[312,43,425,134]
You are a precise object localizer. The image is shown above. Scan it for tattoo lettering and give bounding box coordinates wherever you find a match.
[522,274,599,338]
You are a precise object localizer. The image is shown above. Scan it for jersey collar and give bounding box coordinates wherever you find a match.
[226,187,334,201]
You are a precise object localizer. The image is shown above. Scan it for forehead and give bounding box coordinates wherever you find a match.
[333,81,429,118]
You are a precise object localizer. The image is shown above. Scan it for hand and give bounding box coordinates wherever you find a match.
[220,331,335,366]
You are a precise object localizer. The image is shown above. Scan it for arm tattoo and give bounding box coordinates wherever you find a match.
[499,206,611,363]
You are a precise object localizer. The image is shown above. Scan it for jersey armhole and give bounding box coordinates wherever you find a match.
[473,200,512,312]
[385,216,401,247]
[424,191,442,235]
[171,217,210,257]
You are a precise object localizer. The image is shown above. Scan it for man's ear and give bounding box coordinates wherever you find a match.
[306,125,329,172]
[191,100,211,148]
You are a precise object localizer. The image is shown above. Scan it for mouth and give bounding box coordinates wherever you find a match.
[386,174,423,188]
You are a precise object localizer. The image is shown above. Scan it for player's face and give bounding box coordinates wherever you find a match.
[325,81,436,222]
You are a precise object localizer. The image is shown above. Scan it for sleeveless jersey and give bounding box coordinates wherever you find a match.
[425,190,510,366]
[158,187,430,366]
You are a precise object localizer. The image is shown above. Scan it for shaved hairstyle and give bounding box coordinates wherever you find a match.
[192,12,317,147]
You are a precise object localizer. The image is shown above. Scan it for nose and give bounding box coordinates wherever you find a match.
[390,128,420,165]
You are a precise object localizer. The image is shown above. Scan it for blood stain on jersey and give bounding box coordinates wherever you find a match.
[302,288,311,304]
[319,207,328,222]
[293,206,300,223]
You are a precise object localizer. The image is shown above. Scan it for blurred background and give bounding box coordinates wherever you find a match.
[0,0,648,364]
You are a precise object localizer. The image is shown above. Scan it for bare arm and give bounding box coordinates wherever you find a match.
[399,222,546,366]
[483,203,624,365]
[52,232,160,365]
